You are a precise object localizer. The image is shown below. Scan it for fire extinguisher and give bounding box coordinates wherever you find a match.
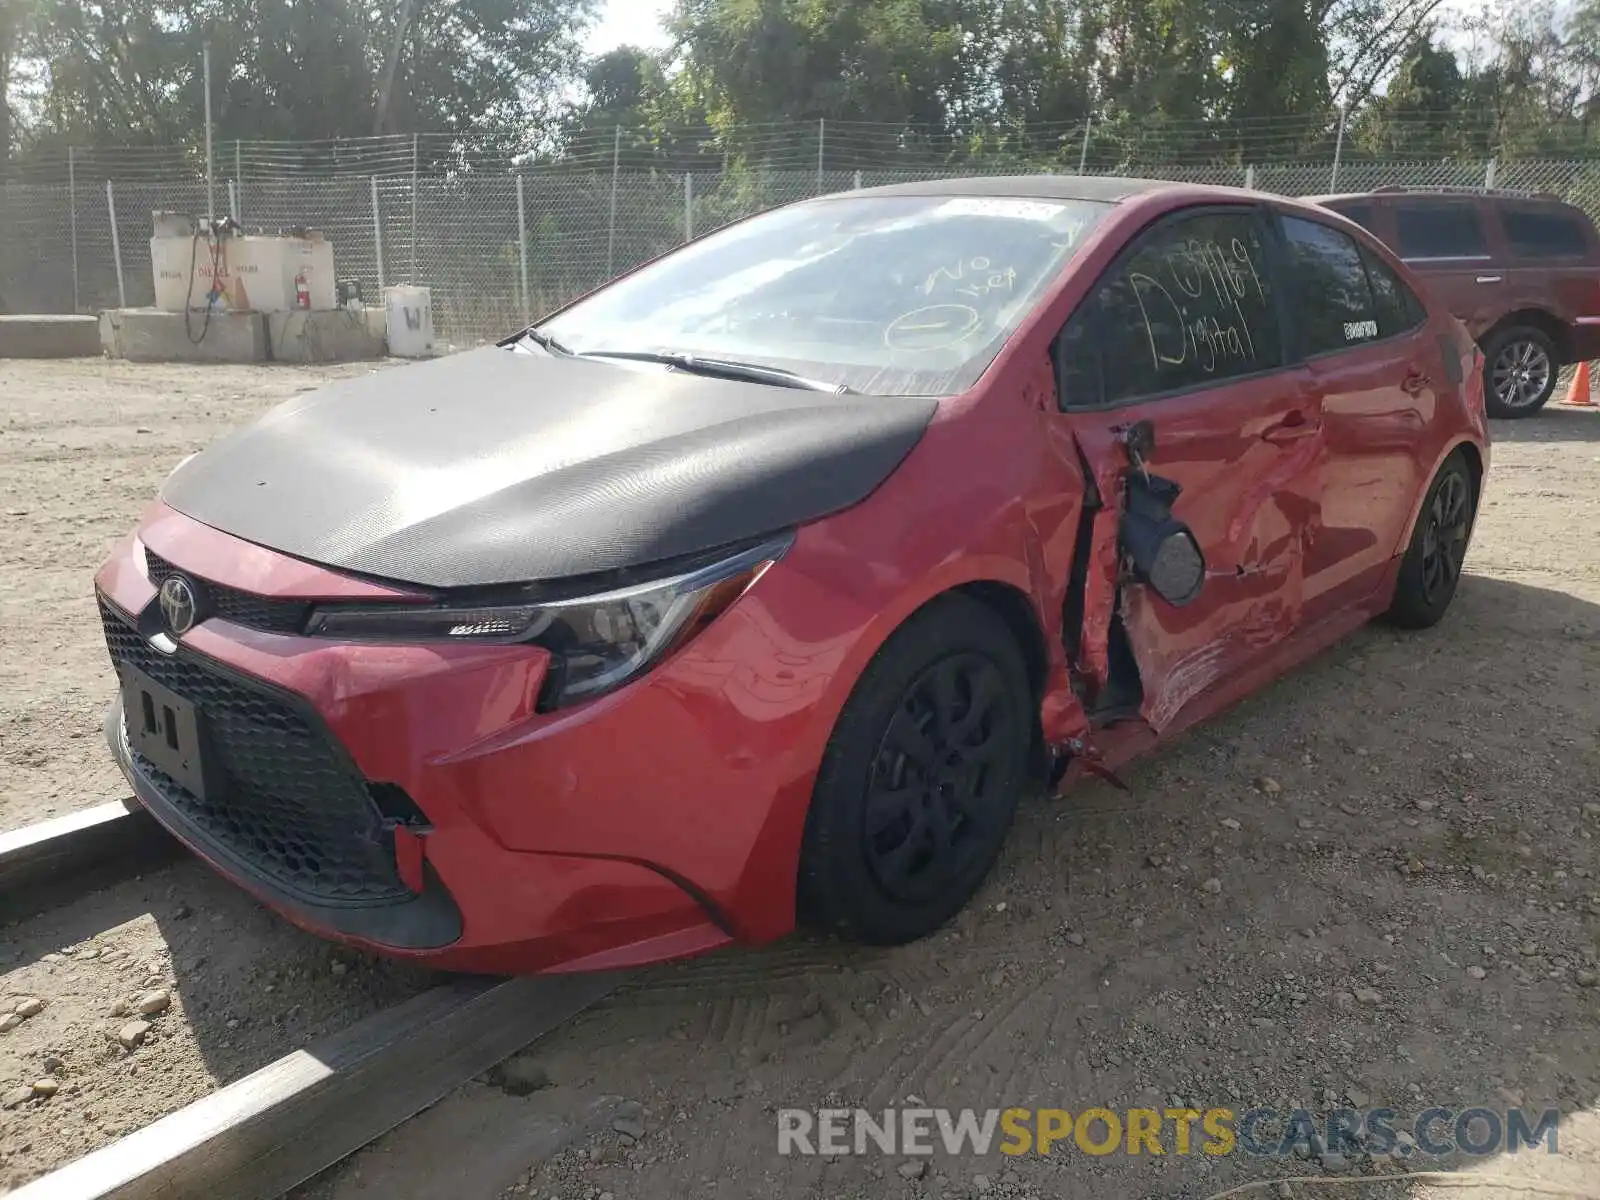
[294,270,310,309]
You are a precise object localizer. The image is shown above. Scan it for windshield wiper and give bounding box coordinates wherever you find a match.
[514,326,575,356]
[579,350,854,394]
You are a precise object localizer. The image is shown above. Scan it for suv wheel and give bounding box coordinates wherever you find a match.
[1482,326,1558,418]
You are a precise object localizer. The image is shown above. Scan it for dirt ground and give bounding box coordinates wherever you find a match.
[2,360,1600,1198]
[0,360,442,1194]
[0,359,387,831]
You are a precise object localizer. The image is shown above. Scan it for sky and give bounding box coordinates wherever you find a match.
[584,0,675,56]
[575,0,1575,86]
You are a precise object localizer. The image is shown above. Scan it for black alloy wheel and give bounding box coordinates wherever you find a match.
[1384,449,1477,630]
[797,594,1032,945]
[1418,468,1471,610]
[863,652,1011,905]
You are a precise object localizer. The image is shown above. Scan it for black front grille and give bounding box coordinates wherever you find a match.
[101,600,411,906]
[144,549,312,634]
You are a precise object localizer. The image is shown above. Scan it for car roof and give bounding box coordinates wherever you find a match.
[1304,187,1578,210]
[1302,192,1385,206]
[829,174,1176,204]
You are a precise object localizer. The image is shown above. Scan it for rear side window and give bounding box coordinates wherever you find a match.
[1394,202,1489,259]
[1057,209,1282,407]
[1501,207,1590,259]
[1281,216,1379,355]
[1361,249,1428,337]
[1329,202,1377,232]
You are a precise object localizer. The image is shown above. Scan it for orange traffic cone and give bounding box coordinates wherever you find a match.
[1566,360,1596,407]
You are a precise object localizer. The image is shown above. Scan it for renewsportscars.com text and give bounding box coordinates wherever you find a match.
[777,1106,1560,1158]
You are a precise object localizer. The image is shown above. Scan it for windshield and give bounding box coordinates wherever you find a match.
[538,193,1112,397]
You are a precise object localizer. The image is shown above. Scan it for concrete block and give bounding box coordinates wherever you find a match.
[0,314,103,358]
[99,308,268,363]
[266,308,386,364]
[361,304,388,344]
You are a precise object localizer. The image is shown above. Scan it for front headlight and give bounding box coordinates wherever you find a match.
[305,534,792,708]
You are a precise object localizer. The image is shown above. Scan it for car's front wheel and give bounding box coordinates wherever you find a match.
[1482,325,1558,418]
[798,594,1032,945]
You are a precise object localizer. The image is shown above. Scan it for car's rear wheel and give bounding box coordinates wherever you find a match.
[1482,326,1558,418]
[797,594,1032,945]
[1385,449,1477,630]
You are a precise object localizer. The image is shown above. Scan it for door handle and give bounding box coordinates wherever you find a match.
[1476,275,1502,284]
[1402,369,1431,396]
[1260,410,1321,443]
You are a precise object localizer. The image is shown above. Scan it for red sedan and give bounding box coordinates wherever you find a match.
[97,177,1488,974]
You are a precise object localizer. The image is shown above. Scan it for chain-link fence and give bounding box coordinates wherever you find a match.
[4,154,1599,346]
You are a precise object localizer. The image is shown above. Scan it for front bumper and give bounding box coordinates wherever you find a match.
[98,591,736,973]
[93,508,845,974]
[106,690,464,950]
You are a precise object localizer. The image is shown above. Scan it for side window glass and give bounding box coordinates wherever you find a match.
[1361,247,1427,337]
[1055,303,1102,410]
[1332,202,1376,232]
[1086,211,1281,404]
[1394,202,1488,259]
[1281,216,1379,355]
[1501,207,1588,259]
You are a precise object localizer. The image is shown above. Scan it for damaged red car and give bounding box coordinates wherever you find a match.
[97,177,1489,974]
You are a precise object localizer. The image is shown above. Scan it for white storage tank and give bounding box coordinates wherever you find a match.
[384,286,434,358]
[148,219,337,313]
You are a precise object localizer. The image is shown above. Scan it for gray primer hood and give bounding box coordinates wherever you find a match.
[161,347,936,588]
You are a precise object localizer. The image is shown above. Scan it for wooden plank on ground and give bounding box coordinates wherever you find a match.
[0,800,185,921]
[8,970,627,1200]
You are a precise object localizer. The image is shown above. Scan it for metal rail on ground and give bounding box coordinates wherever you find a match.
[8,970,625,1200]
[0,800,185,921]
[4,801,628,1199]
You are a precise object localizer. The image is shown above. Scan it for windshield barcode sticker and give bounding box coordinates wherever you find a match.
[935,198,1068,223]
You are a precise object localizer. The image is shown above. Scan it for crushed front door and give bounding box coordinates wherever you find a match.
[1050,204,1326,733]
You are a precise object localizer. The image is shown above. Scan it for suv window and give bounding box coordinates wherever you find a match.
[1360,248,1428,337]
[1330,202,1377,232]
[1281,216,1379,354]
[1501,207,1589,259]
[1393,201,1489,259]
[1056,209,1282,408]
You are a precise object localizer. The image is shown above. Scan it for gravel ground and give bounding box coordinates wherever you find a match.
[0,360,437,1194]
[0,359,393,832]
[3,360,1600,1198]
[0,864,440,1190]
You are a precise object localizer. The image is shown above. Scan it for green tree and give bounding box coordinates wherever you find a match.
[1221,0,1332,140]
[0,0,19,163]
[1364,38,1465,154]
[668,0,977,132]
[8,0,595,156]
[1572,0,1600,140]
[560,45,721,168]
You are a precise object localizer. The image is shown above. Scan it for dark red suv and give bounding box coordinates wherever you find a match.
[1306,186,1600,417]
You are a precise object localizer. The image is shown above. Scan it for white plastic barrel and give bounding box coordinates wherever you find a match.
[384,286,435,358]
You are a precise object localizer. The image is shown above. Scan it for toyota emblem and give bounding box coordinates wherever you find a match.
[159,576,200,635]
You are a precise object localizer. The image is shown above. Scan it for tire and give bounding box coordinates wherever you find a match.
[797,594,1033,945]
[1384,450,1477,630]
[1482,325,1558,418]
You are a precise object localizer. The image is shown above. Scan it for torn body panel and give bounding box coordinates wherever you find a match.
[1064,377,1325,736]
[1019,360,1098,754]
